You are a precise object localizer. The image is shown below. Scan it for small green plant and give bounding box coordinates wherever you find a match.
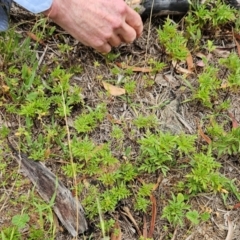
[74,104,106,133]
[219,53,240,88]
[11,213,30,229]
[162,193,190,226]
[185,0,236,47]
[186,151,225,193]
[186,210,210,225]
[135,183,154,212]
[193,63,221,108]
[138,131,196,175]
[133,114,159,129]
[105,52,120,62]
[0,227,20,240]
[111,125,124,140]
[158,18,188,61]
[124,80,136,95]
[148,58,166,73]
[0,213,30,240]
[213,127,240,156]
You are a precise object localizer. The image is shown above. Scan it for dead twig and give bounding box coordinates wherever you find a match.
[170,225,179,240]
[121,206,142,236]
[225,216,234,240]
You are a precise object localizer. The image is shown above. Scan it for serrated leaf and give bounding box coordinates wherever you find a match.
[12,214,30,229]
[186,210,200,225]
[200,212,210,222]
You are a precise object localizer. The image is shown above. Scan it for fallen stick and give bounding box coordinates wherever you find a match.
[8,141,88,237]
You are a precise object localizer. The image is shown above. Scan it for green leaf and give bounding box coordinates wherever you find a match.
[177,193,184,203]
[186,210,200,225]
[200,212,211,222]
[11,214,30,229]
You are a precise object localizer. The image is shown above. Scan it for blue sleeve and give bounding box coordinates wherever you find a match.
[0,0,53,31]
[0,0,12,31]
[14,0,53,13]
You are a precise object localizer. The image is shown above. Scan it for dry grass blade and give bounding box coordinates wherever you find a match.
[8,142,88,237]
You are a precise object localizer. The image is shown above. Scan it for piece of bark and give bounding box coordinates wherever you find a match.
[8,142,88,237]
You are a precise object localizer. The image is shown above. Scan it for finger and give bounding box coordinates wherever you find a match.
[125,6,143,37]
[95,42,112,54]
[116,22,137,43]
[108,34,122,47]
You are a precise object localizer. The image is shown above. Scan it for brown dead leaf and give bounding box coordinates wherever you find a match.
[228,112,239,128]
[233,203,240,209]
[111,219,122,240]
[27,32,45,45]
[220,81,230,89]
[115,62,152,73]
[148,195,157,238]
[102,81,126,96]
[131,66,152,73]
[198,124,212,144]
[186,51,194,71]
[172,61,193,75]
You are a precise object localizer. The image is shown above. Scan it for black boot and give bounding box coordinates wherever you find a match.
[140,0,240,18]
[141,0,189,18]
[227,0,240,8]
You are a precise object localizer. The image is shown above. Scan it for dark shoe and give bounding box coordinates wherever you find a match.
[227,0,240,8]
[140,0,240,18]
[141,0,189,18]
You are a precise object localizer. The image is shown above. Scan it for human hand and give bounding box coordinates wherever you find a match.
[44,0,143,53]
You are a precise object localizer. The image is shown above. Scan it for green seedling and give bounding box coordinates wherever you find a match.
[162,193,190,226]
[158,18,188,61]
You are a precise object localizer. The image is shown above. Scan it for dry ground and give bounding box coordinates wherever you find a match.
[1,3,240,240]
